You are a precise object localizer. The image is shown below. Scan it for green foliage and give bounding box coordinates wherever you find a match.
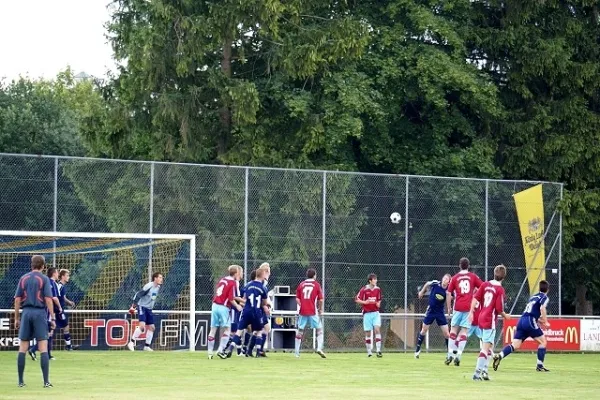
[0,70,87,156]
[469,0,600,309]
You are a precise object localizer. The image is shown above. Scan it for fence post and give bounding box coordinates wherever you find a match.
[404,176,409,351]
[322,172,327,296]
[559,184,564,316]
[321,172,327,338]
[485,179,489,281]
[244,167,249,284]
[53,157,58,268]
[149,162,155,281]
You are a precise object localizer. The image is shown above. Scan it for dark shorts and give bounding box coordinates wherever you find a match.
[19,308,49,341]
[261,314,270,326]
[56,313,69,329]
[239,313,264,333]
[231,309,242,331]
[423,312,447,327]
[139,306,155,325]
[514,316,544,341]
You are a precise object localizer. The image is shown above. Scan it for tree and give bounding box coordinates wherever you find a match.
[469,0,600,312]
[0,70,108,233]
[104,0,370,165]
[0,71,87,156]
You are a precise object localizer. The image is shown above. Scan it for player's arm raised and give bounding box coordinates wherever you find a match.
[418,281,431,299]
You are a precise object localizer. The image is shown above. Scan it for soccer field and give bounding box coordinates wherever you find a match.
[1,352,599,399]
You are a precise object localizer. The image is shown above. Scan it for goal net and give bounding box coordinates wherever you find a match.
[0,231,196,351]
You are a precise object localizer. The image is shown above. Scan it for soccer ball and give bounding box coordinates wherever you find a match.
[390,212,402,224]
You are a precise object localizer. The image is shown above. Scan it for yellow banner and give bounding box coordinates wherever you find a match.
[513,184,545,295]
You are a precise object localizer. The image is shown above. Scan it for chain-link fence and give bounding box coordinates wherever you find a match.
[0,153,563,349]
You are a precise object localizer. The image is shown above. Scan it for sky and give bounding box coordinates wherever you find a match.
[0,0,115,81]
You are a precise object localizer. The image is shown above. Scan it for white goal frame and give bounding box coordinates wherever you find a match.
[0,230,197,352]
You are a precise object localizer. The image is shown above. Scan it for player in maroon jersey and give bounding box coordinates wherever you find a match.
[294,268,326,358]
[208,265,243,359]
[445,257,483,366]
[355,274,383,357]
[469,264,511,381]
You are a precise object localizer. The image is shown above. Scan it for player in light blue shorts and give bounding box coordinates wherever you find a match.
[211,303,231,327]
[480,328,495,344]
[451,312,469,328]
[468,324,482,339]
[356,274,383,357]
[298,315,322,329]
[363,312,381,331]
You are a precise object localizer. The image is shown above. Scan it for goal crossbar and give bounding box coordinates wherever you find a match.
[0,230,195,241]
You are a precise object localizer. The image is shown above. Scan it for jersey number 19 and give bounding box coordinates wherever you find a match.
[459,280,471,294]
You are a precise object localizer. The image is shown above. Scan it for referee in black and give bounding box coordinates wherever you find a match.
[14,255,56,388]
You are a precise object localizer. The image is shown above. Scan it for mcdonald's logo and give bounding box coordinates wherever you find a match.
[565,327,579,344]
[505,326,516,343]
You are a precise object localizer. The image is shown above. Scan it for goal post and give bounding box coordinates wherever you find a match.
[0,230,196,352]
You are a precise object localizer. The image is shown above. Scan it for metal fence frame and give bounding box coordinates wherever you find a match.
[0,152,565,328]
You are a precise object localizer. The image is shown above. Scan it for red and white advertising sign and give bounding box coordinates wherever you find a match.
[503,319,580,351]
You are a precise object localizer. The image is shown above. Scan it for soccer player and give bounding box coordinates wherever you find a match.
[226,265,246,357]
[225,269,257,357]
[29,267,60,361]
[465,297,484,353]
[56,269,77,351]
[14,255,56,388]
[127,272,163,351]
[209,265,243,359]
[445,257,483,366]
[294,268,326,358]
[355,273,383,358]
[225,267,270,358]
[259,262,272,357]
[493,280,551,372]
[469,264,510,381]
[240,269,258,355]
[414,274,452,359]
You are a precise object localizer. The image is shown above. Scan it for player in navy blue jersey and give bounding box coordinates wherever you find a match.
[258,263,272,357]
[414,274,452,359]
[223,267,269,358]
[225,265,245,357]
[240,269,257,355]
[56,269,76,350]
[493,280,551,372]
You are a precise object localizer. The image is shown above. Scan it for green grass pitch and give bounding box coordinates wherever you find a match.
[0,351,599,399]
